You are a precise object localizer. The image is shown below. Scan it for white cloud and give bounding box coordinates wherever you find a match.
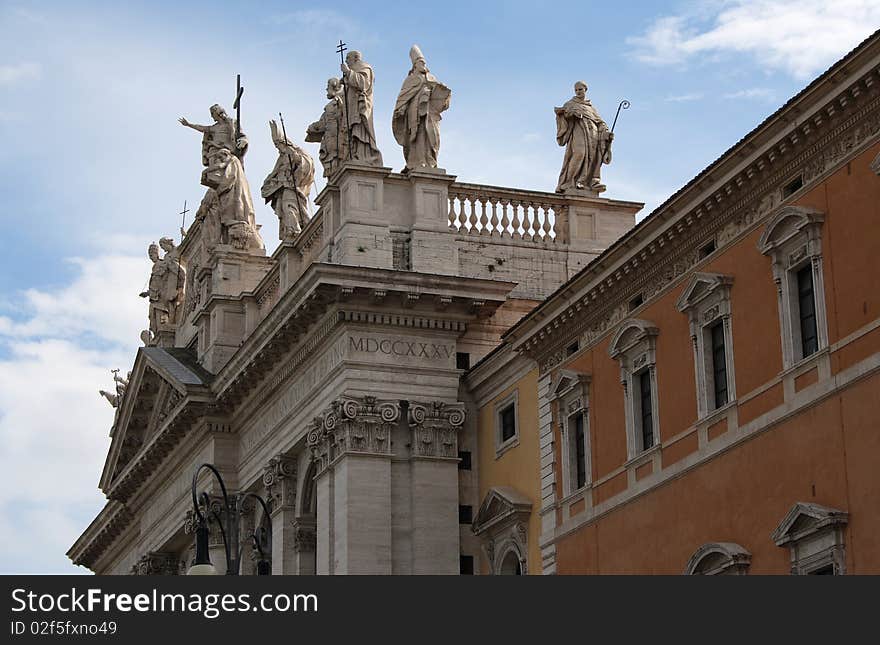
[0,254,146,573]
[723,87,775,100]
[0,62,41,84]
[628,1,880,79]
[665,92,704,102]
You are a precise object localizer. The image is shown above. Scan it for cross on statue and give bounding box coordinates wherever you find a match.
[233,73,244,139]
[336,40,353,161]
[179,199,189,238]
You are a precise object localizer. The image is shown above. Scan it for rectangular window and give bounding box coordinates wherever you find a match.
[500,404,516,443]
[573,413,587,489]
[459,555,474,575]
[456,352,471,370]
[796,265,819,358]
[457,450,472,471]
[458,505,473,524]
[638,371,654,450]
[710,321,728,409]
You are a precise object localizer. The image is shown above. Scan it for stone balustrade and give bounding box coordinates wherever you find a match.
[448,183,569,243]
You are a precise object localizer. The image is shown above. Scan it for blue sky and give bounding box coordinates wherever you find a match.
[1,0,878,573]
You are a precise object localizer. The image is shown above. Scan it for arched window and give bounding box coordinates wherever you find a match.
[684,542,751,575]
[499,549,522,575]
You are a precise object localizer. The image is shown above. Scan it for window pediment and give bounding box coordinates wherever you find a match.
[772,502,848,546]
[757,206,824,255]
[675,273,734,314]
[684,542,751,575]
[472,486,532,536]
[608,319,658,359]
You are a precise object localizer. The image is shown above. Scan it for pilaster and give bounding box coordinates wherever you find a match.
[262,453,298,574]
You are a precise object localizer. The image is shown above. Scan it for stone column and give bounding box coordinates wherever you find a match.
[408,401,465,574]
[262,453,298,575]
[308,396,399,574]
[292,516,317,575]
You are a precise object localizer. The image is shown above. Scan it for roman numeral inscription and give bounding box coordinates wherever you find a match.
[349,336,454,360]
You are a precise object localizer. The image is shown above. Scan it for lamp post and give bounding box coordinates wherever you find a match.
[188,463,273,575]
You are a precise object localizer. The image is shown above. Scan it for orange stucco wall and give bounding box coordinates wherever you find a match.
[548,142,880,573]
[476,369,542,574]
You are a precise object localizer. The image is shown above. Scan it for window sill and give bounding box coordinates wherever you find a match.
[781,346,830,379]
[495,436,520,460]
[696,399,736,427]
[624,443,660,469]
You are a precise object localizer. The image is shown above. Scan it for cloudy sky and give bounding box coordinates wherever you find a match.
[1,0,878,574]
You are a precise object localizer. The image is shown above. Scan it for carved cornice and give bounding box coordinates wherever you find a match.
[517,72,880,373]
[307,396,401,475]
[68,502,134,571]
[408,401,466,459]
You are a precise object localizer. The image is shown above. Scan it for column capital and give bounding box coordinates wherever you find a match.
[408,400,466,459]
[262,453,297,512]
[307,395,401,474]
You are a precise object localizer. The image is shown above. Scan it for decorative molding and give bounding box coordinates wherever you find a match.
[130,551,182,576]
[772,502,849,575]
[408,401,466,459]
[684,542,751,575]
[757,206,828,368]
[473,487,532,575]
[676,273,737,417]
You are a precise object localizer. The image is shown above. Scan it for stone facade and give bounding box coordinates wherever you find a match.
[68,150,638,574]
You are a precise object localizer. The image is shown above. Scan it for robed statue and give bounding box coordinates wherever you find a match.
[201,148,264,251]
[306,78,349,178]
[139,239,186,337]
[339,50,383,166]
[262,120,316,241]
[555,81,613,193]
[393,45,451,173]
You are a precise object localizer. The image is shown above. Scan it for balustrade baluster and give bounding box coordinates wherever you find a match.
[448,194,458,230]
[467,195,479,232]
[489,197,500,236]
[498,199,510,238]
[478,195,489,234]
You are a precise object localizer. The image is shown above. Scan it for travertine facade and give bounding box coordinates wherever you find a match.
[68,130,639,572]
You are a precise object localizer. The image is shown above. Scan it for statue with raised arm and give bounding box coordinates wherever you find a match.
[393,45,451,173]
[306,78,349,178]
[339,50,383,166]
[178,104,248,167]
[555,81,613,193]
[262,120,315,241]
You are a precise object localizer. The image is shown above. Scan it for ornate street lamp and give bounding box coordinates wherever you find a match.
[187,463,272,575]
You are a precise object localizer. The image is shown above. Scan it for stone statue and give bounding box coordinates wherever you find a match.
[392,45,451,173]
[262,120,315,240]
[555,81,613,193]
[339,50,383,166]
[305,78,349,178]
[178,104,248,167]
[139,239,186,337]
[99,390,119,408]
[201,148,264,251]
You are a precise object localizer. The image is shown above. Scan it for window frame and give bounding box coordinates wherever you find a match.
[493,389,519,458]
[772,502,848,575]
[676,273,737,419]
[609,319,661,461]
[551,371,592,496]
[757,206,828,369]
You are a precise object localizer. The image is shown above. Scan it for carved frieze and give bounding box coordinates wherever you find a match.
[408,401,466,459]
